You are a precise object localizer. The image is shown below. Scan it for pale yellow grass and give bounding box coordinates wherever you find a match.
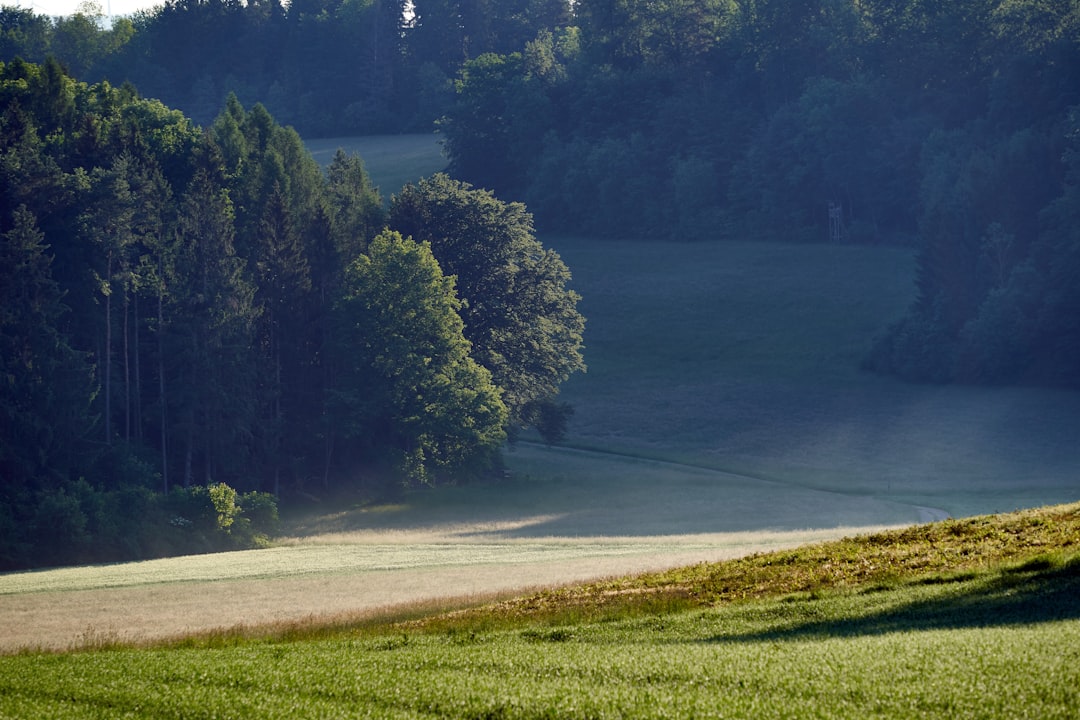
[0,527,885,653]
[0,446,944,653]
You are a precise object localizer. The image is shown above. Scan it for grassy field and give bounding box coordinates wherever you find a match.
[0,135,1078,715]
[1,504,1078,718]
[304,134,446,199]
[545,235,1080,517]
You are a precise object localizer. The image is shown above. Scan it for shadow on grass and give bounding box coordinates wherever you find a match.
[711,557,1080,643]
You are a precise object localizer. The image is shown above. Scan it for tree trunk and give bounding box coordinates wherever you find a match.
[134,288,143,444]
[104,249,113,445]
[158,280,169,493]
[123,289,131,442]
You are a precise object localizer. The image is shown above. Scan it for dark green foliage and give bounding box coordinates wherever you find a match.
[389,174,586,428]
[0,0,571,136]
[333,230,508,485]
[162,482,280,553]
[519,398,575,445]
[0,206,95,494]
[1,61,557,568]
[435,0,1080,387]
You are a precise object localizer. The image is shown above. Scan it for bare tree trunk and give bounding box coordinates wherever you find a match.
[123,290,131,442]
[158,282,169,493]
[134,289,142,443]
[323,432,334,491]
[184,416,194,489]
[104,250,113,445]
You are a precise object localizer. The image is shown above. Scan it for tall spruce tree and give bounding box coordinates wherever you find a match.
[169,143,259,487]
[0,206,96,496]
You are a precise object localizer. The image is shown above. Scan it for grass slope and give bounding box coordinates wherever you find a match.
[304,134,446,198]
[546,235,1080,517]
[1,504,1077,719]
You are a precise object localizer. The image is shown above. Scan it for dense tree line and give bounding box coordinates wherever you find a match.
[0,0,571,134]
[436,0,1080,386]
[2,0,1078,573]
[0,60,584,568]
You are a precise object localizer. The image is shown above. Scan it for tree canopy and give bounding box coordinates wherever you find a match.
[0,60,585,569]
[334,230,508,484]
[389,174,586,435]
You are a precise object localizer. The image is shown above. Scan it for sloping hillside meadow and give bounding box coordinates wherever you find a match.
[0,136,1077,716]
[305,134,448,201]
[2,504,1079,718]
[547,235,1080,518]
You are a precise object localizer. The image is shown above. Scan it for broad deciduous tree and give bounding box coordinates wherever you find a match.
[334,230,508,484]
[389,174,585,434]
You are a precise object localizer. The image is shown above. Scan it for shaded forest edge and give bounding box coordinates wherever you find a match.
[2,0,1078,382]
[0,60,583,569]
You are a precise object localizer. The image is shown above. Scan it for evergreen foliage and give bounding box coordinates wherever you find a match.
[0,62,582,568]
[0,0,572,135]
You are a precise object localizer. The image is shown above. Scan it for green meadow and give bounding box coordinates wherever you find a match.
[304,133,447,198]
[546,235,1080,518]
[0,134,1077,717]
[1,504,1078,718]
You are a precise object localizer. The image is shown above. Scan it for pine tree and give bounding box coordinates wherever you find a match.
[169,145,259,488]
[0,206,96,494]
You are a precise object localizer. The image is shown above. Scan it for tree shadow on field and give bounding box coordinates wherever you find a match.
[709,557,1080,643]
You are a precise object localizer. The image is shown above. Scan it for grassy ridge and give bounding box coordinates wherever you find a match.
[437,501,1080,629]
[1,504,1077,719]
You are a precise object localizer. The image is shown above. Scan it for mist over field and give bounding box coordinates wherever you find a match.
[547,237,1080,519]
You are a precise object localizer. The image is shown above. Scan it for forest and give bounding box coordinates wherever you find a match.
[0,60,583,568]
[1,0,1078,568]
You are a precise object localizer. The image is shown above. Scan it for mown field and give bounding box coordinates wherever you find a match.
[1,504,1078,718]
[0,134,1077,716]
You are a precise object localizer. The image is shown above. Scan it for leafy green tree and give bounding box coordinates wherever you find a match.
[388,174,585,430]
[0,7,50,62]
[441,51,553,196]
[334,230,508,485]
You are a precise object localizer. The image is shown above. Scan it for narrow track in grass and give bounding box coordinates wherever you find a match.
[513,441,952,524]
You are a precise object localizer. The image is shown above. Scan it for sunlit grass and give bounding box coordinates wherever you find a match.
[1,504,1077,719]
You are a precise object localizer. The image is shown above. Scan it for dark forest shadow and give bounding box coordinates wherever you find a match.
[709,556,1080,643]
